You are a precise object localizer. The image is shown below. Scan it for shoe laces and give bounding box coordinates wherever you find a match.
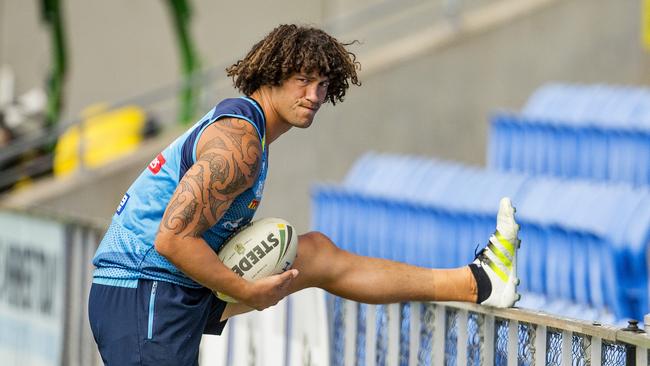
[473,243,489,264]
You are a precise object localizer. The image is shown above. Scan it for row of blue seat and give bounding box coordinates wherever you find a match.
[489,83,650,187]
[311,152,650,321]
[488,113,650,186]
[523,83,650,130]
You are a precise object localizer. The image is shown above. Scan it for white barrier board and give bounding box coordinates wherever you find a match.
[0,211,66,366]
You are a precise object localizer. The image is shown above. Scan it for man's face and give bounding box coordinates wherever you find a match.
[270,72,329,129]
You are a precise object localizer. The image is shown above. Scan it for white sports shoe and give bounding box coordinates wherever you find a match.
[473,197,521,308]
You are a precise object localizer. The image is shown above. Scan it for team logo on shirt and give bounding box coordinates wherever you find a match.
[248,199,260,209]
[148,153,166,174]
[223,218,244,230]
[254,164,266,196]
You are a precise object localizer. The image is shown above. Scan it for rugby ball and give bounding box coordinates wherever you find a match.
[215,217,298,302]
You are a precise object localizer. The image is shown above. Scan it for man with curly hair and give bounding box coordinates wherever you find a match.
[88,24,520,365]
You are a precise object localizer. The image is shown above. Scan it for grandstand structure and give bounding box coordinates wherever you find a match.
[1,0,649,365]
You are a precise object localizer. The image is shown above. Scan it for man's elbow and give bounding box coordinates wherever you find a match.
[154,232,176,259]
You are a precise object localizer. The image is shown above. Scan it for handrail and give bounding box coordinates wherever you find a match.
[445,301,650,349]
[331,298,650,365]
[0,68,221,194]
[0,66,223,166]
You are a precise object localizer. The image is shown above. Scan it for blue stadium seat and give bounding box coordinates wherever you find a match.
[311,153,650,322]
[490,83,650,187]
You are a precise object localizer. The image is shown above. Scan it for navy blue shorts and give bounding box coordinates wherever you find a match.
[88,279,228,366]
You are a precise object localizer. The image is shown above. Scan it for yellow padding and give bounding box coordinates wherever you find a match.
[54,105,146,177]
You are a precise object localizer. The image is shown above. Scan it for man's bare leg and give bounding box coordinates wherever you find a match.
[288,231,479,303]
[221,231,477,320]
[222,197,520,320]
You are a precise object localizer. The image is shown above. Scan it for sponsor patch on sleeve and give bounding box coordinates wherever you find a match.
[148,153,166,174]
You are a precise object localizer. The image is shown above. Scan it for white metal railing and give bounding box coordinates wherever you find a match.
[330,298,650,366]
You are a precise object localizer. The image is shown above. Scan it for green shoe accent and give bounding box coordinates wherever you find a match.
[488,243,512,269]
[487,259,509,282]
[495,231,515,256]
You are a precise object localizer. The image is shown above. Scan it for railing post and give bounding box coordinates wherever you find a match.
[636,345,648,366]
[483,314,495,366]
[432,305,446,366]
[366,304,376,366]
[409,302,421,366]
[457,309,468,366]
[63,224,84,366]
[533,324,546,366]
[387,303,400,365]
[561,330,572,366]
[591,336,602,366]
[507,320,518,366]
[344,299,357,365]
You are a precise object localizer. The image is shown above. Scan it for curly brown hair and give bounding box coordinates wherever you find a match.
[226,24,361,105]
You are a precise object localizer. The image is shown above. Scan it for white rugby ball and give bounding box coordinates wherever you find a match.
[215,217,298,302]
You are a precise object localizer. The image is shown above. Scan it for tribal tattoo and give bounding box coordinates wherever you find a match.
[160,118,262,239]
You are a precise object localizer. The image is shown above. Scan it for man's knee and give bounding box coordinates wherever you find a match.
[298,231,338,257]
[295,231,352,287]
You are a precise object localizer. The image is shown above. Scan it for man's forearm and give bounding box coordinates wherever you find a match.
[154,235,251,301]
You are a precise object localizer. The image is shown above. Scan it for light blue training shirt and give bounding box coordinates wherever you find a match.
[92,97,268,288]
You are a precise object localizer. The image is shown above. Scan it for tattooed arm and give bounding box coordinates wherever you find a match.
[154,118,297,310]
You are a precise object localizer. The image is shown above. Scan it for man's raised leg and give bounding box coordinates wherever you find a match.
[221,196,521,320]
